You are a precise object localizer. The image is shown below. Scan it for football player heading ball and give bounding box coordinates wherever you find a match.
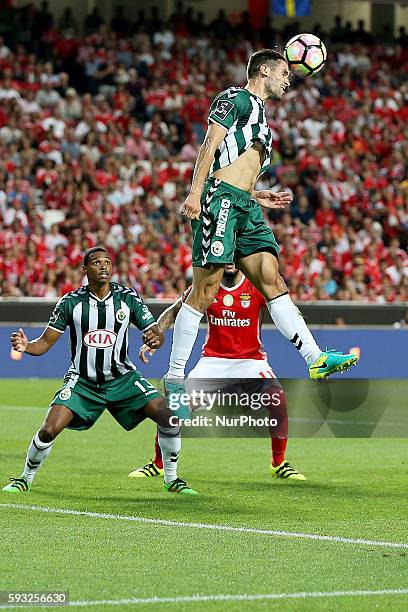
[164,46,358,412]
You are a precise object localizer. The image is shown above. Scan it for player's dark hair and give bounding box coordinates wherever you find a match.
[83,246,109,266]
[247,48,286,80]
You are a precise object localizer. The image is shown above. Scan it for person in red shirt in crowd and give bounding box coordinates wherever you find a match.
[0,14,407,301]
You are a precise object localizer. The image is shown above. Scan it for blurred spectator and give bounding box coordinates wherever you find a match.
[0,9,406,302]
[84,7,104,35]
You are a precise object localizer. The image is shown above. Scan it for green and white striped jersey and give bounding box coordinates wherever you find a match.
[208,87,273,178]
[47,283,156,384]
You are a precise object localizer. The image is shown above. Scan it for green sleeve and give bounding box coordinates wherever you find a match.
[127,290,156,330]
[47,296,70,333]
[208,93,243,131]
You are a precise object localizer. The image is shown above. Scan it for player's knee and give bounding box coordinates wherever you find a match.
[274,388,287,410]
[190,284,219,311]
[265,387,288,436]
[264,385,286,409]
[145,397,175,428]
[39,424,60,442]
[202,282,219,306]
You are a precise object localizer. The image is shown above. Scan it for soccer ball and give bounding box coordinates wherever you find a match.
[284,33,327,77]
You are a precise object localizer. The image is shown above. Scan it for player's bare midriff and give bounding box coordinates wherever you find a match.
[211,140,265,193]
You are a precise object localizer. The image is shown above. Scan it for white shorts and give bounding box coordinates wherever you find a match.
[187,357,276,379]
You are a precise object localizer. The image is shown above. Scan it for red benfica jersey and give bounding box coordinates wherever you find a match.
[184,276,267,360]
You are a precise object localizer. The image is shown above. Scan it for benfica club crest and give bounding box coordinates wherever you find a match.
[240,293,251,308]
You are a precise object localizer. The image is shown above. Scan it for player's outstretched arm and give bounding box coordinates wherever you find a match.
[142,324,165,351]
[182,123,226,220]
[252,190,293,209]
[10,327,62,356]
[139,299,183,363]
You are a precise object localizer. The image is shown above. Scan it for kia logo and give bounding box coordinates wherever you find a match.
[83,330,117,348]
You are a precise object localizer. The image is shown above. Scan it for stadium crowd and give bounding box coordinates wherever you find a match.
[0,3,407,301]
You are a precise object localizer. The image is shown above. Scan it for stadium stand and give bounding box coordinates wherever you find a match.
[0,5,406,301]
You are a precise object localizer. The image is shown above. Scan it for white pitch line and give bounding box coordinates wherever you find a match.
[1,503,408,549]
[0,589,407,609]
[290,416,408,428]
[67,589,408,607]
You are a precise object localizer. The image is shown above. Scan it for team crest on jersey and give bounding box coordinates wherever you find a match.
[83,330,117,348]
[223,294,234,307]
[116,309,126,323]
[240,293,251,308]
[211,240,224,257]
[59,388,71,400]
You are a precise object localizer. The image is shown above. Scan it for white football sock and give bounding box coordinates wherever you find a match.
[167,302,203,378]
[21,431,53,484]
[158,425,181,484]
[267,293,321,365]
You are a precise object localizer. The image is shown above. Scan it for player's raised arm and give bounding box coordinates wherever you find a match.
[142,324,164,350]
[156,298,183,333]
[12,294,71,356]
[126,288,165,352]
[11,326,62,356]
[181,123,226,220]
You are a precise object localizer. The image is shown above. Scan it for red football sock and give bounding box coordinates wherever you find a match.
[271,437,287,467]
[265,385,289,466]
[153,432,163,469]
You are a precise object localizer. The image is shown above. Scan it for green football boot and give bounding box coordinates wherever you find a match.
[163,478,198,495]
[163,376,191,419]
[309,350,359,380]
[270,461,306,481]
[2,477,31,493]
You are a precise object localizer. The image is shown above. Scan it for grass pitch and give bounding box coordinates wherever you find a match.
[0,379,407,611]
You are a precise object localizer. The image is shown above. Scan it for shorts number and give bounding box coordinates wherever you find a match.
[134,376,156,395]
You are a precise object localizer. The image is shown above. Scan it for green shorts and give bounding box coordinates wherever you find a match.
[51,370,161,431]
[192,177,280,268]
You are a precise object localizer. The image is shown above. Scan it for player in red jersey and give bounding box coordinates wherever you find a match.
[129,264,305,481]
